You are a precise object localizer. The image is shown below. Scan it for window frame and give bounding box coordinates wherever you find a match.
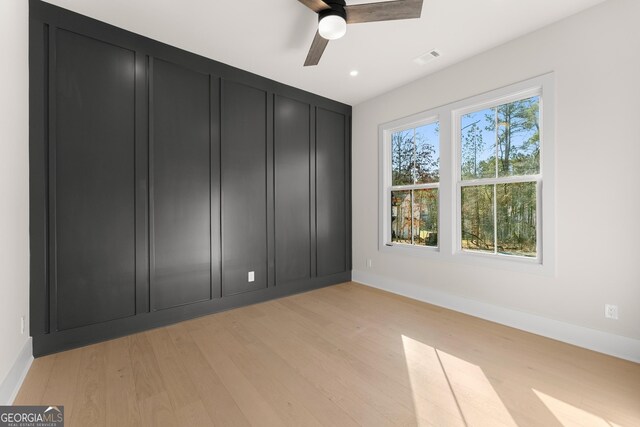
[381,112,443,253]
[378,74,555,275]
[454,88,542,262]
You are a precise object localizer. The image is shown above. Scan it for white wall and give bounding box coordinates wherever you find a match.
[0,0,31,402]
[353,0,640,348]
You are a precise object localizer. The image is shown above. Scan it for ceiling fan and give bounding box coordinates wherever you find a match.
[298,0,424,66]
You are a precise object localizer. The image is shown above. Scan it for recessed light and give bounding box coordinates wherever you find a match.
[350,70,359,77]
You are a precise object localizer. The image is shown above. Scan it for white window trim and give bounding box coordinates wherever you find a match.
[378,74,556,276]
[385,114,441,250]
[379,111,447,256]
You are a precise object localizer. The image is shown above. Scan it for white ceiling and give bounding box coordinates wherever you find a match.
[43,0,607,105]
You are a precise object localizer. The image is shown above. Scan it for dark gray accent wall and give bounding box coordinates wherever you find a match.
[151,59,213,310]
[316,108,348,277]
[221,81,269,296]
[274,96,312,284]
[54,29,137,331]
[29,0,351,356]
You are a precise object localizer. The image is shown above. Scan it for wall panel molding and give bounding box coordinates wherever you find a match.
[29,0,351,356]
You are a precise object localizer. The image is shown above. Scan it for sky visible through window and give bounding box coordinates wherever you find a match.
[461,109,495,177]
[391,121,440,186]
[461,96,540,180]
[415,122,440,170]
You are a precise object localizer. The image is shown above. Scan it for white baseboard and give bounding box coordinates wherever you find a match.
[352,270,640,363]
[0,338,33,405]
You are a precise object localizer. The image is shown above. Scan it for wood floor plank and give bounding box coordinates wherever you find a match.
[219,310,360,427]
[69,343,107,427]
[105,338,142,427]
[228,303,407,426]
[145,327,199,410]
[166,323,250,427]
[198,316,324,426]
[173,400,214,427]
[128,332,166,402]
[190,324,286,426]
[39,347,83,426]
[14,282,640,427]
[137,391,178,427]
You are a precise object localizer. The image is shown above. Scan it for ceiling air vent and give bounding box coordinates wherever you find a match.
[414,49,441,66]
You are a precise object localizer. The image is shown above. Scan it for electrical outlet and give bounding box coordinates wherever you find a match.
[20,316,25,335]
[248,271,255,282]
[366,259,372,268]
[605,304,618,320]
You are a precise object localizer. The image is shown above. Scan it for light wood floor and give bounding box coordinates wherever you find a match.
[15,282,640,426]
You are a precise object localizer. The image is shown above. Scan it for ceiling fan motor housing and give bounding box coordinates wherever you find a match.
[318,0,347,23]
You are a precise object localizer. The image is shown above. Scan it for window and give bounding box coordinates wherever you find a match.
[379,74,555,273]
[457,95,540,258]
[390,121,440,247]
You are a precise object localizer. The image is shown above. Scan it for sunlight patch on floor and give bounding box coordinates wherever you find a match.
[532,389,621,427]
[402,334,517,427]
[400,334,463,426]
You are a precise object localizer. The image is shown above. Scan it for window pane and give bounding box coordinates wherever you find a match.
[496,182,537,257]
[461,185,494,252]
[391,191,411,243]
[496,96,540,177]
[414,123,439,184]
[413,189,438,247]
[391,130,413,186]
[461,108,496,180]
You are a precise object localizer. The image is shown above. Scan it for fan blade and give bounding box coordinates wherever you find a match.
[304,31,329,66]
[297,0,330,13]
[345,0,423,24]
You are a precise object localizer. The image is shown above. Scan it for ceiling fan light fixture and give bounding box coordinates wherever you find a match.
[300,0,424,67]
[318,10,347,40]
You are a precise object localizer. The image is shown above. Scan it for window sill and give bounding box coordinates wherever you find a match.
[380,242,555,276]
[382,242,440,255]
